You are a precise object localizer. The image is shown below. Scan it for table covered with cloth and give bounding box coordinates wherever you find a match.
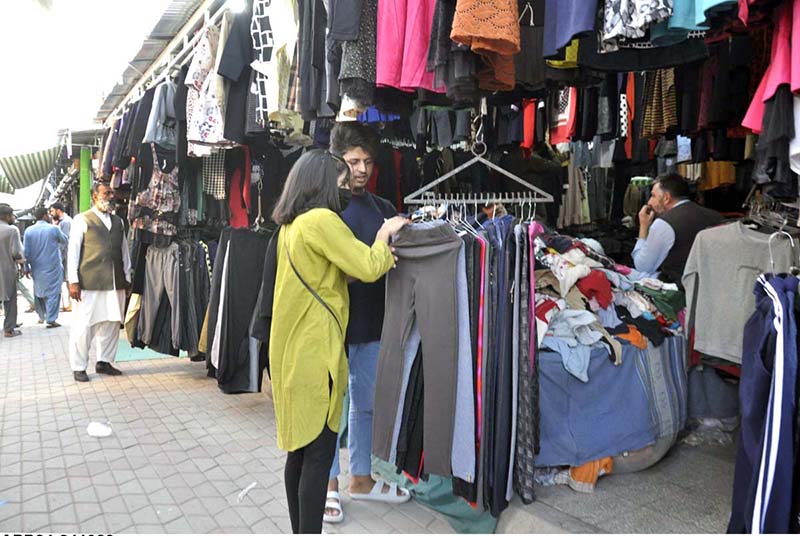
[535,335,687,467]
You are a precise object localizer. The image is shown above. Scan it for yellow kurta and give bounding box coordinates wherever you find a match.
[269,208,395,452]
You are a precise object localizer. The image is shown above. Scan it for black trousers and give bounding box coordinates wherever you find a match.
[285,425,338,534]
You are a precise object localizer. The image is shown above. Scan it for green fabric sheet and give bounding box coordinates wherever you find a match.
[372,458,498,534]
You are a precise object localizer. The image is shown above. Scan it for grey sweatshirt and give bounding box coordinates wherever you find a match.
[683,222,797,364]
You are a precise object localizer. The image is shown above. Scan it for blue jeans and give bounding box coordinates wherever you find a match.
[330,341,380,479]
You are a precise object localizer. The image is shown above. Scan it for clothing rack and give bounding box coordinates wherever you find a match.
[405,104,554,206]
[104,0,230,126]
[406,192,551,206]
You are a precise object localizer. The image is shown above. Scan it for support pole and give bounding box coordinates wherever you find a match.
[79,147,91,212]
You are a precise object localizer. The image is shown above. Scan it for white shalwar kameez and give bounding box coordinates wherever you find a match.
[67,207,132,372]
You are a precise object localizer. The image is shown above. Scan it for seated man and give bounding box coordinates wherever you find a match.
[633,173,723,283]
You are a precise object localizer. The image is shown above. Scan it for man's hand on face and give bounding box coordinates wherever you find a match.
[638,205,656,234]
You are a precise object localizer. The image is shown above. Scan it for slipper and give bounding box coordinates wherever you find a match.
[350,480,411,504]
[323,491,344,524]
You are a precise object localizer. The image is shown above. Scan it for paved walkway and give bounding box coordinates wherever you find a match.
[0,303,453,534]
[0,295,736,534]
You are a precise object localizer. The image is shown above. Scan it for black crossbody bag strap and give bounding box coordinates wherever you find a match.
[284,234,344,335]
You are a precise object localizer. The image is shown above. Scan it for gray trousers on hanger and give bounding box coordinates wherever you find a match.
[139,243,180,348]
[372,221,463,477]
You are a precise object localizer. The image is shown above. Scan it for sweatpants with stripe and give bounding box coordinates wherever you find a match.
[728,274,797,534]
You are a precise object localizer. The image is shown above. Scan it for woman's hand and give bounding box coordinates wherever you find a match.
[377,216,410,240]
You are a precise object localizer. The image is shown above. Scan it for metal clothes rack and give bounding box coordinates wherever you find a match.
[105,0,230,126]
[404,103,554,207]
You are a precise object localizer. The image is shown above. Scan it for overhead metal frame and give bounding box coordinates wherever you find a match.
[100,0,229,125]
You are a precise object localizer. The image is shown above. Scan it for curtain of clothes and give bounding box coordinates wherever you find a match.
[372,215,686,517]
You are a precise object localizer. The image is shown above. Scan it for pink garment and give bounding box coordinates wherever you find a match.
[614,264,632,275]
[376,0,444,92]
[742,0,796,132]
[793,0,800,92]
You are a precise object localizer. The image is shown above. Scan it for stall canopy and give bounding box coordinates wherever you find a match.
[0,175,14,194]
[0,145,60,190]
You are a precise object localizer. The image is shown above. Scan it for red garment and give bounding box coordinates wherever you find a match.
[366,163,379,194]
[688,329,741,378]
[521,99,537,156]
[476,236,486,443]
[576,270,613,309]
[624,74,635,159]
[535,298,561,323]
[228,147,251,228]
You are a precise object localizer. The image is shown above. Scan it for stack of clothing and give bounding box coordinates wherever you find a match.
[533,231,684,382]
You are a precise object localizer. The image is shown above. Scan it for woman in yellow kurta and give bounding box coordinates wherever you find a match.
[269,149,408,534]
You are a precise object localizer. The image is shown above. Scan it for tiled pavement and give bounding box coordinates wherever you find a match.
[0,294,736,534]
[0,302,454,534]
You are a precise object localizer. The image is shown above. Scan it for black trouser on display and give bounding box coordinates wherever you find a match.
[216,228,271,394]
[3,298,17,332]
[284,425,337,534]
[372,221,462,477]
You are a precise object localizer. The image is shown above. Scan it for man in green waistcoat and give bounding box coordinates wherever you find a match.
[67,182,131,382]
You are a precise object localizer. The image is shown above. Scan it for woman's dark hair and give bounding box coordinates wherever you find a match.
[330,122,379,159]
[272,149,350,225]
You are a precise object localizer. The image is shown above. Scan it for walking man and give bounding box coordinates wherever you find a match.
[0,204,25,337]
[23,207,68,328]
[68,182,130,382]
[50,202,73,312]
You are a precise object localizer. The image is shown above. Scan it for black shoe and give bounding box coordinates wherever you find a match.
[189,354,206,362]
[96,362,122,376]
[4,329,21,338]
[15,323,22,328]
[73,371,90,382]
[46,322,61,329]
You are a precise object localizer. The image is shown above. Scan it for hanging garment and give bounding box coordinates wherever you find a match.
[514,224,538,505]
[550,87,578,145]
[339,0,378,106]
[214,229,272,394]
[132,144,181,237]
[642,69,678,138]
[742,0,798,133]
[729,274,798,534]
[543,0,598,58]
[258,0,300,124]
[683,222,795,365]
[450,0,520,90]
[372,221,463,477]
[602,0,673,52]
[143,81,178,152]
[202,151,227,200]
[375,0,442,92]
[185,25,224,156]
[138,243,180,349]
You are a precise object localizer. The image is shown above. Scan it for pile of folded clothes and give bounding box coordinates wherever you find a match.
[533,230,684,382]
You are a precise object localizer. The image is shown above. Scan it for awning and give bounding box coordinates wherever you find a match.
[0,145,60,190]
[0,175,14,194]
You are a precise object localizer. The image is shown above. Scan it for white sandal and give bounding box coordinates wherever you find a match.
[349,480,412,504]
[323,491,344,524]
